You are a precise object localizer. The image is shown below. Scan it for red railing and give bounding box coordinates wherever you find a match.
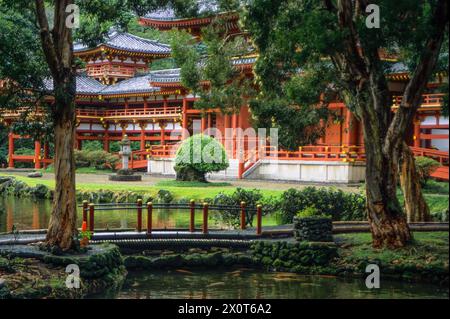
[86,64,136,78]
[2,106,181,119]
[76,106,181,118]
[392,93,445,107]
[80,200,263,235]
[410,146,449,165]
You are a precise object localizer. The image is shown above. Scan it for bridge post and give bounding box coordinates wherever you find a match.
[256,205,262,235]
[240,201,246,230]
[137,199,142,232]
[190,199,195,232]
[89,203,95,232]
[146,202,153,235]
[202,203,209,234]
[82,200,88,224]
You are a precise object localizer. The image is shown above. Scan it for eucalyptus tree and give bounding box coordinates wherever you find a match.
[0,0,195,250]
[243,0,448,247]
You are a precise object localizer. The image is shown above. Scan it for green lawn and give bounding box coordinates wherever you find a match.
[0,172,284,201]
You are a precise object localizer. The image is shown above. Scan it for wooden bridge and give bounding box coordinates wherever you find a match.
[80,200,264,236]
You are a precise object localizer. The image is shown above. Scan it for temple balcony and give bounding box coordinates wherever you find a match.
[85,64,140,82]
[392,93,445,110]
[1,106,181,121]
[76,106,181,121]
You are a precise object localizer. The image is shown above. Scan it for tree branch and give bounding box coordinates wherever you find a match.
[34,0,59,75]
[384,0,448,154]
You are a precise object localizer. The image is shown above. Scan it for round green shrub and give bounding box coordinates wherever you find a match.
[174,134,229,182]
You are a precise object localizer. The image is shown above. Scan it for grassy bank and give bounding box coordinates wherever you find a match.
[334,232,449,284]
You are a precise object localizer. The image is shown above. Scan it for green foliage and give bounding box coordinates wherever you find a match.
[213,187,266,227]
[74,149,119,170]
[280,187,366,223]
[175,134,229,174]
[170,21,255,115]
[414,156,441,186]
[243,0,449,149]
[296,206,331,219]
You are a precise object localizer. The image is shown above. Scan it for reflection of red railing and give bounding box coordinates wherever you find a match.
[393,93,445,107]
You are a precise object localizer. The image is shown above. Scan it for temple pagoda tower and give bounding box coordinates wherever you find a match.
[74,31,171,84]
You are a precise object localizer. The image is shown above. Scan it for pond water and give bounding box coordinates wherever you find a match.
[0,196,282,232]
[98,270,449,299]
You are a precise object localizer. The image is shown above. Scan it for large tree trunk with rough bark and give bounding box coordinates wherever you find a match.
[35,0,78,250]
[45,79,77,250]
[399,142,430,222]
[362,116,412,249]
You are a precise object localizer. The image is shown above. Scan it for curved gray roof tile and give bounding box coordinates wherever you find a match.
[74,32,171,55]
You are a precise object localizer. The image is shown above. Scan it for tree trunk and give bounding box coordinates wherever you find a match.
[35,0,78,251]
[362,118,412,249]
[45,81,77,251]
[399,142,430,222]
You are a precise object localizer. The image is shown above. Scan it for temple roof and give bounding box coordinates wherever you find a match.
[74,32,171,56]
[44,75,106,95]
[100,75,160,95]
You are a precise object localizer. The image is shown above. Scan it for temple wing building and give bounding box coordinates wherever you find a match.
[1,13,448,183]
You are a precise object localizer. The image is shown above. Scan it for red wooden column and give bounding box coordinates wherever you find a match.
[413,118,421,147]
[43,143,50,168]
[159,121,166,145]
[207,112,212,135]
[163,96,168,114]
[143,97,148,112]
[232,113,238,158]
[224,114,231,156]
[8,132,14,168]
[201,114,207,133]
[140,123,146,151]
[34,140,41,169]
[124,98,129,111]
[182,97,188,140]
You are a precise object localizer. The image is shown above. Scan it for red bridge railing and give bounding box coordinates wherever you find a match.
[81,200,263,235]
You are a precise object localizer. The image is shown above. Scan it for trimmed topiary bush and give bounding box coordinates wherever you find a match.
[74,149,119,170]
[174,134,229,182]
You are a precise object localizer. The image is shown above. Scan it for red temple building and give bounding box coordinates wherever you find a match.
[1,13,448,183]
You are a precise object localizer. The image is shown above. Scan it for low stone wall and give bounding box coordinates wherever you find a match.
[251,241,338,273]
[294,217,333,242]
[124,247,256,270]
[147,158,366,183]
[247,160,365,183]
